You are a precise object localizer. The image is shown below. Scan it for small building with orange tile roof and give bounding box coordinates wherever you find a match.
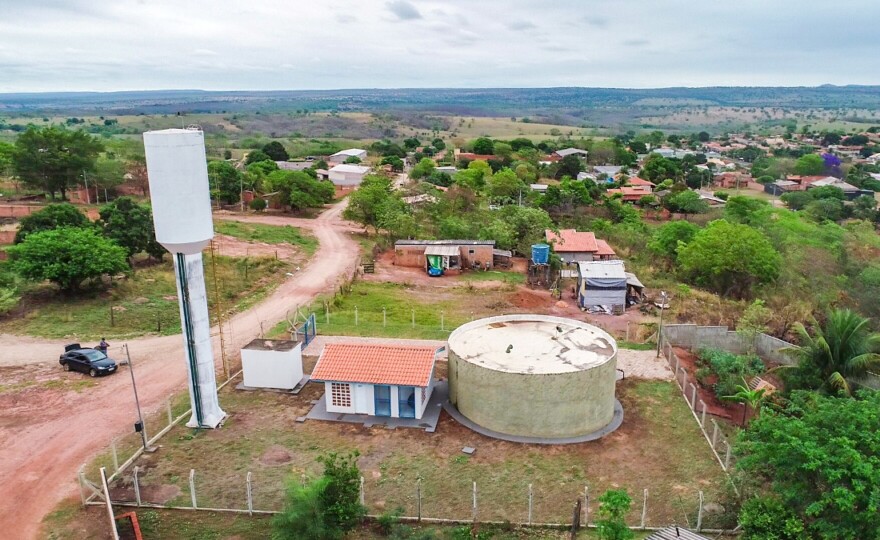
[545,229,616,263]
[311,343,440,419]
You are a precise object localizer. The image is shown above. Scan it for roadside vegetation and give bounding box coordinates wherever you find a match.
[214,220,319,256]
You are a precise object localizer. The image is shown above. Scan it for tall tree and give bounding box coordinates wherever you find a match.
[793,154,824,176]
[555,154,583,179]
[13,126,103,199]
[14,202,90,244]
[471,137,494,155]
[207,160,244,204]
[261,141,289,161]
[97,196,164,261]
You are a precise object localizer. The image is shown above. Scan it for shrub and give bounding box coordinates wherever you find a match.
[250,198,267,212]
[697,348,765,399]
[596,489,633,540]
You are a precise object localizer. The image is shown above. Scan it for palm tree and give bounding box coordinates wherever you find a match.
[723,378,767,426]
[787,309,880,396]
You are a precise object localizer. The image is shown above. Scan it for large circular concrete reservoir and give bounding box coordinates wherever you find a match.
[447,314,620,440]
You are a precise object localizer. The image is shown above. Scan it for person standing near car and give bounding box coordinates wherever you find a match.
[97,337,109,355]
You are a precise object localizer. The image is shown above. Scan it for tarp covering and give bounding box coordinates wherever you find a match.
[427,255,443,271]
[584,277,627,288]
[625,272,645,290]
[424,245,459,256]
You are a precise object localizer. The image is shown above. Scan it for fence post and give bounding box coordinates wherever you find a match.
[359,476,365,506]
[382,308,386,328]
[674,353,680,374]
[133,466,142,507]
[711,420,719,449]
[411,309,415,328]
[690,383,698,410]
[724,441,732,470]
[700,400,707,428]
[528,484,533,525]
[189,469,197,509]
[111,438,119,472]
[355,306,358,326]
[78,466,88,506]
[166,397,173,426]
[641,488,648,529]
[584,485,589,525]
[246,472,253,516]
[696,491,704,531]
[325,304,329,325]
[416,478,422,522]
[472,481,477,521]
[100,467,120,540]
[440,311,444,331]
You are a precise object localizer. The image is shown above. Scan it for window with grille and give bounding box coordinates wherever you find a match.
[331,383,351,407]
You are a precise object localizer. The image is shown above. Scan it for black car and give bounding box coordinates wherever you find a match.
[59,347,118,377]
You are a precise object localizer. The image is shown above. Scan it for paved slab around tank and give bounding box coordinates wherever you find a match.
[305,381,448,432]
[441,398,624,444]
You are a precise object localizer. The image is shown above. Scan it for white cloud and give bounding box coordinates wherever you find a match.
[0,0,878,92]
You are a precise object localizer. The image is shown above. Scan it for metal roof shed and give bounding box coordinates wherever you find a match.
[644,526,710,540]
[577,260,627,309]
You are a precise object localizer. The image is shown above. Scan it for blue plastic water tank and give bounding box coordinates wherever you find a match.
[531,244,550,265]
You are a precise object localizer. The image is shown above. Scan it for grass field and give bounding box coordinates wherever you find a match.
[213,221,318,256]
[0,253,288,340]
[437,116,595,141]
[92,376,732,530]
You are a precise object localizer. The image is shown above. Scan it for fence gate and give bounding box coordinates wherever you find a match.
[300,313,317,346]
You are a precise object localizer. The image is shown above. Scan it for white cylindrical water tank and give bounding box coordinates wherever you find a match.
[143,128,214,254]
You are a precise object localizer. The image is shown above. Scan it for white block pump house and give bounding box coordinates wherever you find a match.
[311,343,439,420]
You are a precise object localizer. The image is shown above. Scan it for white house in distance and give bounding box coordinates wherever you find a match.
[328,148,368,164]
[328,164,370,186]
[311,343,439,420]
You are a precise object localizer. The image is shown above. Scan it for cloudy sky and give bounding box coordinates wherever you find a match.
[1,0,878,93]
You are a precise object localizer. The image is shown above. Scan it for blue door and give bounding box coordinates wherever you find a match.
[398,386,416,419]
[374,385,391,417]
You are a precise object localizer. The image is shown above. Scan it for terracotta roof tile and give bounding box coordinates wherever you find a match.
[311,344,437,387]
[545,229,598,252]
[627,176,655,187]
[595,239,616,257]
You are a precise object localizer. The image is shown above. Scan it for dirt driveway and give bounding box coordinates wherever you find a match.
[0,200,360,539]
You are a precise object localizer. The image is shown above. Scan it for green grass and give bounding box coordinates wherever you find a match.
[214,221,318,256]
[460,270,526,285]
[0,254,288,340]
[618,341,656,351]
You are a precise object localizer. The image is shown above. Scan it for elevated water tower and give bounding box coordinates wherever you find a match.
[143,128,226,428]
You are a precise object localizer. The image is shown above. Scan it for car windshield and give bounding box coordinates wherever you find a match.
[82,350,107,362]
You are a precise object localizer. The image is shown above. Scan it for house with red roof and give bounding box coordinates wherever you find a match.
[606,186,651,203]
[545,229,616,264]
[311,343,439,419]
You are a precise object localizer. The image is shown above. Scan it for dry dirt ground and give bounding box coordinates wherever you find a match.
[0,200,361,539]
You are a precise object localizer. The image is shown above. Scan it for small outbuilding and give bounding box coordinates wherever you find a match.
[328,148,367,164]
[311,343,439,419]
[394,240,495,274]
[577,260,628,310]
[240,339,305,390]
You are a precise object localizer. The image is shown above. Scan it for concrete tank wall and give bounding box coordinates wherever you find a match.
[448,314,618,439]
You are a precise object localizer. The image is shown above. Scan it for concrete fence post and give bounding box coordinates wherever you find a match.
[359,476,365,506]
[166,397,173,426]
[411,309,415,328]
[78,465,88,506]
[100,467,120,540]
[111,438,119,473]
[584,485,590,525]
[416,478,422,522]
[700,400,707,428]
[440,311,445,331]
[724,441,732,470]
[382,308,386,328]
[641,488,648,529]
[189,469,197,509]
[246,472,253,516]
[355,306,358,326]
[674,354,680,375]
[690,383,698,411]
[696,491,704,531]
[527,484,533,525]
[472,481,477,521]
[711,420,719,449]
[133,466,142,507]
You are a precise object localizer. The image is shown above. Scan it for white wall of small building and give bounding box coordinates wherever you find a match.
[241,343,303,390]
[328,171,366,186]
[558,252,595,264]
[322,380,433,419]
[328,150,367,164]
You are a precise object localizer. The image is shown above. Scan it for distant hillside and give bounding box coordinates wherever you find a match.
[2,86,880,116]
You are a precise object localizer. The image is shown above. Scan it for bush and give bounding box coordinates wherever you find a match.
[739,496,808,540]
[596,489,633,540]
[250,198,267,212]
[376,508,403,536]
[697,348,765,399]
[14,202,90,244]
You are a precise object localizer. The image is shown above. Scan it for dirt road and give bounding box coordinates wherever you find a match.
[0,200,359,539]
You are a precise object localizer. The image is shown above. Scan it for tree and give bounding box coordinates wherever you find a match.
[261,141,289,161]
[852,194,878,221]
[245,149,272,165]
[126,158,149,196]
[409,158,435,180]
[640,154,681,183]
[780,191,813,210]
[697,131,711,142]
[343,176,396,232]
[471,137,494,155]
[738,497,807,540]
[736,299,773,348]
[431,137,445,150]
[8,227,128,292]
[380,156,404,172]
[343,156,361,164]
[223,149,233,160]
[13,126,103,199]
[677,220,781,298]
[273,477,336,540]
[723,196,771,225]
[207,160,244,204]
[487,168,525,202]
[785,309,880,395]
[595,489,633,540]
[316,452,365,533]
[723,377,766,426]
[804,198,843,222]
[555,154,583,179]
[14,203,90,244]
[629,141,647,154]
[263,170,334,211]
[97,197,164,261]
[793,154,824,176]
[648,220,699,261]
[663,190,709,216]
[809,185,845,201]
[403,137,420,150]
[493,141,513,160]
[495,205,553,255]
[736,390,880,539]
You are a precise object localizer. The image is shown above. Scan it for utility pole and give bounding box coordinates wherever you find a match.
[83,169,91,205]
[655,291,668,358]
[124,344,153,451]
